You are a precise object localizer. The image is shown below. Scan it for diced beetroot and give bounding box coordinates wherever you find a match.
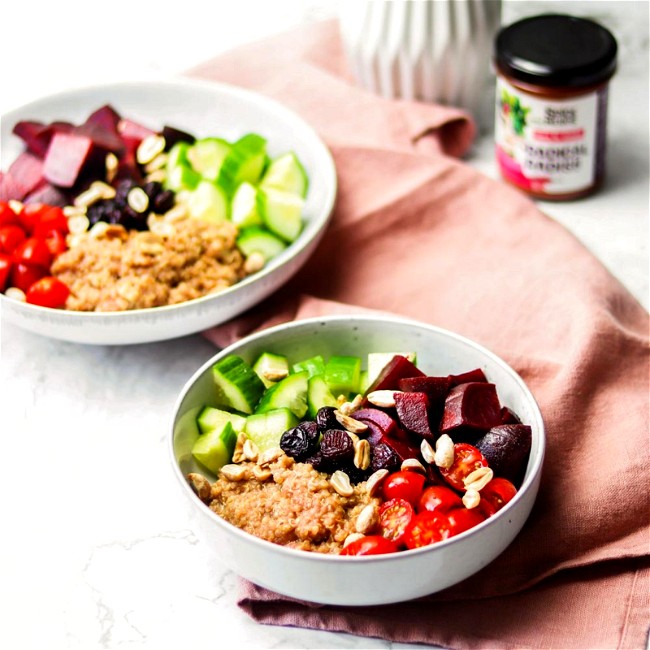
[351,408,399,437]
[43,132,97,188]
[394,391,435,440]
[363,355,425,398]
[439,382,502,436]
[500,406,522,424]
[380,431,420,462]
[113,149,143,185]
[23,181,69,207]
[12,120,73,157]
[398,375,451,406]
[475,424,532,486]
[0,172,25,201]
[161,125,195,149]
[85,104,121,133]
[117,118,156,154]
[448,368,487,387]
[8,152,44,197]
[74,122,125,155]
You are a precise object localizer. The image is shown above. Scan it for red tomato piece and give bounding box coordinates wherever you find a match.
[439,443,488,492]
[382,470,426,506]
[41,228,68,257]
[378,498,415,546]
[0,253,12,291]
[0,225,27,254]
[16,203,44,234]
[445,507,487,537]
[340,535,398,556]
[32,206,69,238]
[10,263,47,292]
[417,485,463,514]
[12,237,53,269]
[25,276,70,308]
[478,478,517,517]
[0,202,19,227]
[403,511,452,549]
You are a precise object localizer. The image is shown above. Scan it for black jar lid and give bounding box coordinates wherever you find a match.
[495,14,617,88]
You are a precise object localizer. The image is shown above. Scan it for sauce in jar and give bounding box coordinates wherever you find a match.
[494,14,618,200]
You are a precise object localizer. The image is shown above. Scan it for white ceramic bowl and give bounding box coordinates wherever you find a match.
[0,80,336,345]
[170,315,545,606]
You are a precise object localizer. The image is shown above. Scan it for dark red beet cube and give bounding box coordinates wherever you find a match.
[117,118,156,154]
[7,152,44,197]
[13,120,74,158]
[352,408,398,437]
[439,382,502,435]
[500,406,522,424]
[0,172,25,201]
[43,132,96,188]
[23,181,69,207]
[394,391,434,440]
[475,424,532,486]
[85,104,121,133]
[363,355,425,397]
[448,368,487,387]
[75,122,125,155]
[398,375,451,406]
[161,125,196,149]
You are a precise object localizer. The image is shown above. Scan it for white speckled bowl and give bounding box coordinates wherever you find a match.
[0,80,336,345]
[170,315,545,606]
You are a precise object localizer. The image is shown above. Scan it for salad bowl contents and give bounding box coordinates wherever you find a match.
[171,316,545,605]
[0,80,336,344]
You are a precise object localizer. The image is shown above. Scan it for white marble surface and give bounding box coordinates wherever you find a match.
[0,2,647,649]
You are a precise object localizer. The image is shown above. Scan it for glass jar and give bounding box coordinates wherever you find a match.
[494,14,617,200]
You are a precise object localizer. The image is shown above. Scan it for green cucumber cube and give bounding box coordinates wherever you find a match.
[244,408,298,452]
[252,352,289,388]
[292,355,326,378]
[260,152,309,198]
[191,421,237,474]
[307,374,338,418]
[197,406,247,435]
[325,355,362,396]
[211,355,265,414]
[255,371,309,418]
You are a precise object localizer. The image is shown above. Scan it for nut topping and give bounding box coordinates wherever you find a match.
[219,464,248,481]
[257,447,283,467]
[420,439,436,464]
[243,251,265,275]
[136,134,166,165]
[187,473,212,502]
[366,389,400,408]
[366,469,389,497]
[127,187,150,213]
[343,533,365,548]
[353,439,371,470]
[400,458,426,474]
[330,470,354,497]
[232,432,247,463]
[463,466,494,492]
[434,434,455,469]
[334,410,368,435]
[355,503,378,534]
[252,465,273,482]
[462,488,481,509]
[242,438,260,462]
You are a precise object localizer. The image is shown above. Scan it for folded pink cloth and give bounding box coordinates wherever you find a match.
[189,20,650,650]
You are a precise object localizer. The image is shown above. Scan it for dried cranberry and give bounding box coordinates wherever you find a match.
[280,421,320,461]
[316,407,339,432]
[370,442,400,472]
[142,181,163,199]
[320,429,354,467]
[153,189,175,213]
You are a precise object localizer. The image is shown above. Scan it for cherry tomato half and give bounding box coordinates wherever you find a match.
[0,225,27,254]
[340,535,398,556]
[12,237,53,269]
[41,228,68,257]
[446,507,487,537]
[0,254,12,291]
[16,203,42,234]
[378,498,414,546]
[439,443,488,492]
[478,478,517,517]
[32,206,68,238]
[382,470,426,507]
[417,485,463,514]
[10,262,47,293]
[25,276,70,308]
[0,202,19,227]
[403,511,452,550]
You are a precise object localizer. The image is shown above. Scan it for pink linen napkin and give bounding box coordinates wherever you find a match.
[189,19,650,650]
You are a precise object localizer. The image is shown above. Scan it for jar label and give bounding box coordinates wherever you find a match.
[495,77,604,196]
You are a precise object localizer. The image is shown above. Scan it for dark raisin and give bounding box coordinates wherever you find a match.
[115,179,136,201]
[280,422,320,461]
[319,429,354,468]
[143,181,163,200]
[344,462,371,485]
[316,407,339,433]
[304,450,329,472]
[153,189,175,213]
[370,442,400,472]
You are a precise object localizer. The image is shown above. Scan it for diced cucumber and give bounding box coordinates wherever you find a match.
[186,180,229,222]
[358,370,371,394]
[307,374,338,418]
[255,370,309,418]
[231,182,262,228]
[292,354,326,378]
[211,355,265,415]
[257,187,304,243]
[165,161,201,192]
[187,137,231,181]
[191,421,237,474]
[260,152,309,198]
[252,352,289,388]
[197,406,247,435]
[367,352,417,386]
[244,408,298,452]
[325,356,362,396]
[236,226,287,263]
[216,133,268,195]
[167,141,191,169]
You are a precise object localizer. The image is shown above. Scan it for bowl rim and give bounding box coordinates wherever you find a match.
[0,78,337,322]
[169,313,546,563]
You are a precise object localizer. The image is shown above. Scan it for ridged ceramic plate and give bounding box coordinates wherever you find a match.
[0,79,336,345]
